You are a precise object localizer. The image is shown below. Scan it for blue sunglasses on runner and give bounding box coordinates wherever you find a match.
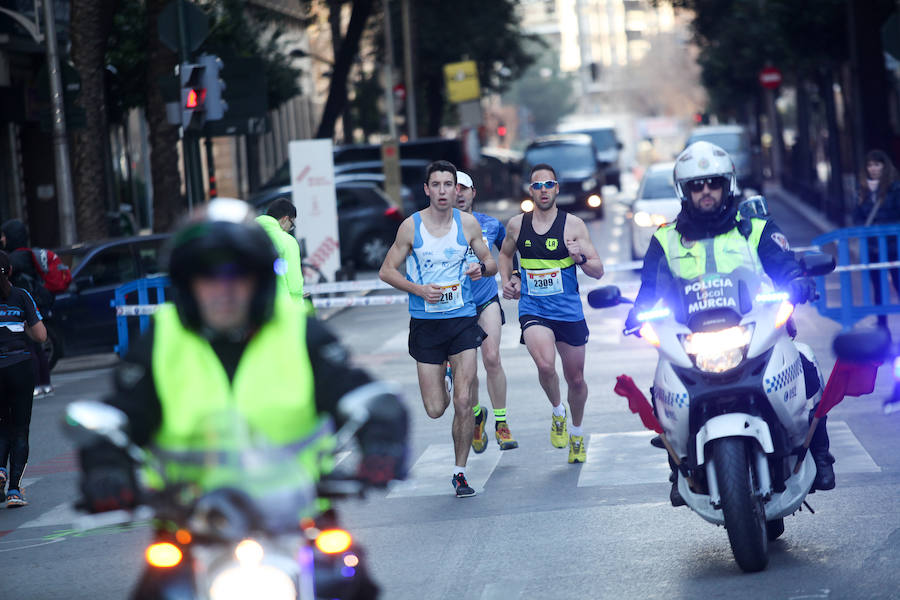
[530,180,558,190]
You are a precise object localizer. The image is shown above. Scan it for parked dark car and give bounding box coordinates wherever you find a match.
[46,234,170,367]
[262,137,464,189]
[522,134,605,218]
[334,159,431,192]
[248,179,411,271]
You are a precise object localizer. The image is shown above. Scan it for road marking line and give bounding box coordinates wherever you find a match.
[830,420,881,473]
[386,443,502,499]
[18,501,81,529]
[578,431,671,487]
[480,581,527,600]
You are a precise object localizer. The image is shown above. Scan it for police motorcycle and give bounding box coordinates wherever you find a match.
[63,392,392,600]
[589,203,836,572]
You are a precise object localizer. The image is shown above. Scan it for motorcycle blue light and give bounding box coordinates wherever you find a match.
[341,566,356,578]
[756,291,789,303]
[893,356,900,380]
[637,307,671,322]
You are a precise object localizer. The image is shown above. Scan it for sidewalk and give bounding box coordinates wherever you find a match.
[763,182,835,242]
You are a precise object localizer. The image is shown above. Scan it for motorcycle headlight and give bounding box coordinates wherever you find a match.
[681,325,753,373]
[209,540,298,600]
[209,564,297,600]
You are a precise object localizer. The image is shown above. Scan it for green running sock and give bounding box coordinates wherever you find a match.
[494,408,507,423]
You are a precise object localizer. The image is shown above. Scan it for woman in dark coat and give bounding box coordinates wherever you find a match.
[853,149,900,329]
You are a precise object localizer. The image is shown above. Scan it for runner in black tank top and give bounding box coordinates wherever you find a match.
[498,163,605,466]
[517,211,584,322]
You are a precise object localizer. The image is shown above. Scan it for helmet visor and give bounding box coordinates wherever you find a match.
[195,259,254,280]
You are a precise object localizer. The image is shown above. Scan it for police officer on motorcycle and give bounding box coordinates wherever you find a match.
[75,199,408,597]
[627,141,835,505]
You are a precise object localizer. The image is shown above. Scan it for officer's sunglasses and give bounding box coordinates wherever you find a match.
[530,180,558,190]
[686,177,726,193]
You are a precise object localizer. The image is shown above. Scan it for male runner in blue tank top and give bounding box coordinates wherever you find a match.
[379,161,497,497]
[499,163,605,464]
[456,171,518,453]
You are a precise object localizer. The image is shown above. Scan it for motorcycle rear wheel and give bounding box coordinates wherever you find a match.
[713,437,769,572]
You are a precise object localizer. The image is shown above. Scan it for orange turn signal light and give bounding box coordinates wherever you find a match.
[146,542,183,568]
[640,322,661,347]
[774,301,794,329]
[315,529,352,554]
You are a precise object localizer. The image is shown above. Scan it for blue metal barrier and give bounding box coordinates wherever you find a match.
[111,276,171,357]
[810,225,900,329]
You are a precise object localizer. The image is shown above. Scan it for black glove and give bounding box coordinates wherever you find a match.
[79,442,139,513]
[624,308,642,337]
[354,394,410,487]
[787,277,817,305]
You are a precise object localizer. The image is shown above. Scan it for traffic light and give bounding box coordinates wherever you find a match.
[180,61,206,131]
[199,54,227,121]
[497,123,507,138]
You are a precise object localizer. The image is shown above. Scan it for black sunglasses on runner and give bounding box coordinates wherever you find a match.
[686,177,726,193]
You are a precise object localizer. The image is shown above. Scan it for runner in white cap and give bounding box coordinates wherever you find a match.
[456,171,518,452]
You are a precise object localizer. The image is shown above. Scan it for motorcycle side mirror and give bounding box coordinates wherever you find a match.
[64,400,131,450]
[801,252,836,277]
[587,286,630,308]
[738,195,770,219]
[833,328,891,363]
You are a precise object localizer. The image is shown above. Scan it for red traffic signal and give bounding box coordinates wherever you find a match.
[185,88,206,109]
[497,125,507,137]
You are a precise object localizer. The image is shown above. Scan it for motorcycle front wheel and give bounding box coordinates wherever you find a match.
[713,437,769,572]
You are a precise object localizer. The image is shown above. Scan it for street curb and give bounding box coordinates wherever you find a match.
[53,353,120,374]
[764,183,834,234]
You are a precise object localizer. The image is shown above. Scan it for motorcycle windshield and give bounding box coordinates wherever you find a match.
[655,237,778,329]
[147,408,331,532]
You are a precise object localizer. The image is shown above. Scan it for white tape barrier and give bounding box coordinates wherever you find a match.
[306,264,644,296]
[116,305,162,316]
[311,295,408,308]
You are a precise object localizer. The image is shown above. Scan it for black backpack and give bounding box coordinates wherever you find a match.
[13,271,54,314]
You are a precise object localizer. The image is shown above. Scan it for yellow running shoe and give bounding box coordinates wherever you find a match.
[550,409,568,448]
[568,435,586,463]
[494,422,519,450]
[472,406,488,454]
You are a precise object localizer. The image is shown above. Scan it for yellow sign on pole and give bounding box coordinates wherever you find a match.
[443,60,481,104]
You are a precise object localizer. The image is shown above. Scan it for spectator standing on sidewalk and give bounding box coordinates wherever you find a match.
[853,149,900,329]
[0,220,54,398]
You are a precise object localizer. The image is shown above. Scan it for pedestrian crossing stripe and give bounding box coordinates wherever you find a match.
[383,421,879,499]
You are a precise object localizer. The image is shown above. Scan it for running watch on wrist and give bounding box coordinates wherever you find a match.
[479,262,487,276]
[577,253,587,265]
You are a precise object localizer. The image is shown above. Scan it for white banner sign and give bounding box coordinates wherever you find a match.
[289,139,340,280]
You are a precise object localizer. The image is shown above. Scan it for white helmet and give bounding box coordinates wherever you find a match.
[673,141,738,203]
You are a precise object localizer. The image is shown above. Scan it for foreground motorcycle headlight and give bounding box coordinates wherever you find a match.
[209,564,297,600]
[682,325,753,373]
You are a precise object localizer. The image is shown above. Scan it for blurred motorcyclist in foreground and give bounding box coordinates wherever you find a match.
[75,198,408,598]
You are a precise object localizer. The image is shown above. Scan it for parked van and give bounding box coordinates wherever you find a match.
[684,125,762,192]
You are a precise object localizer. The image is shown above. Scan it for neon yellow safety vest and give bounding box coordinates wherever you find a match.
[653,218,767,280]
[148,295,333,505]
